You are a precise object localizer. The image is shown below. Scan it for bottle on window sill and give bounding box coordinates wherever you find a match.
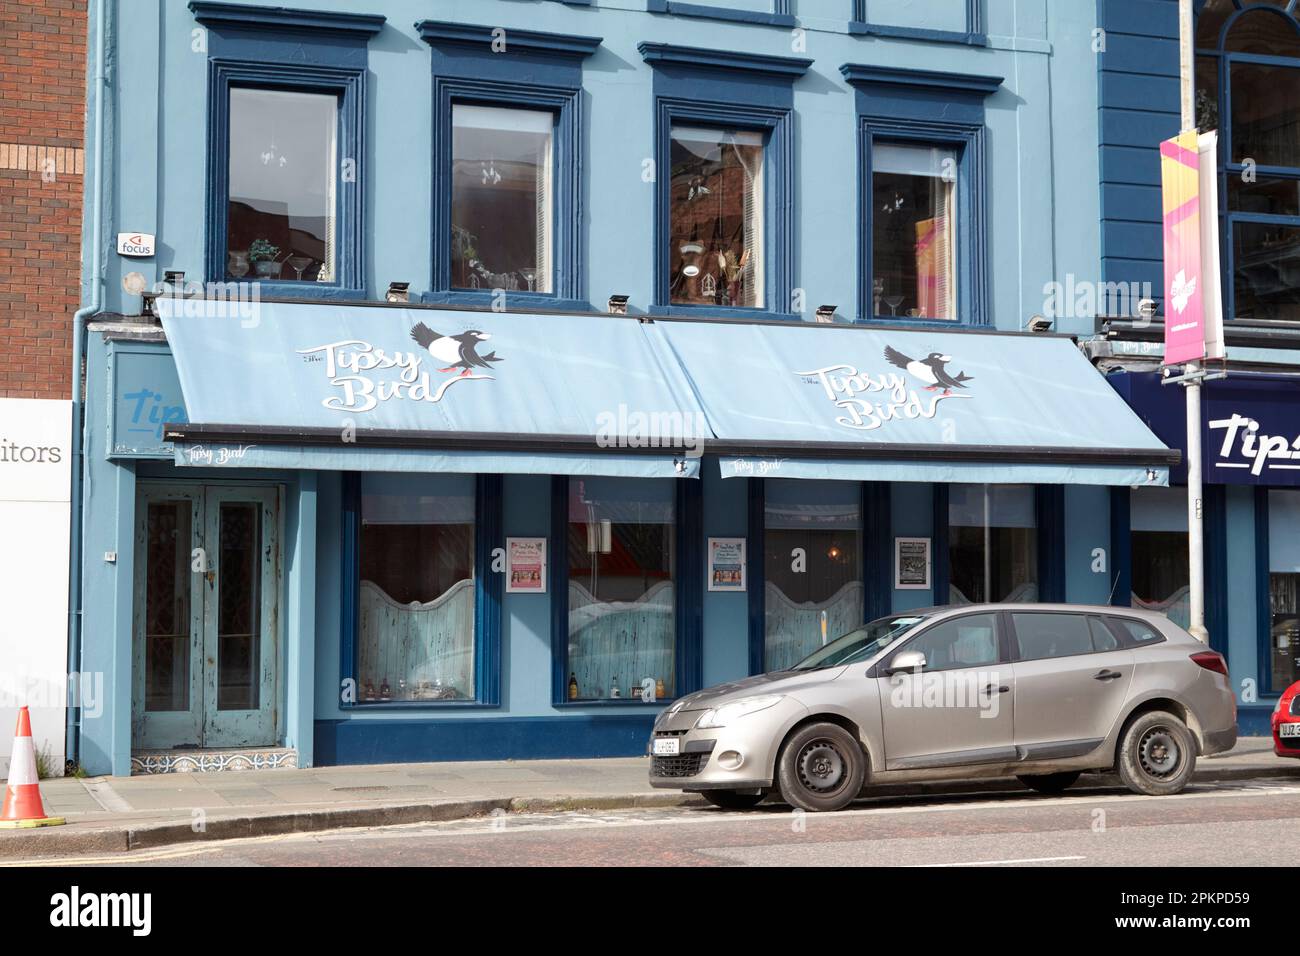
[610,676,621,700]
[380,676,391,701]
[656,678,666,700]
[568,672,578,701]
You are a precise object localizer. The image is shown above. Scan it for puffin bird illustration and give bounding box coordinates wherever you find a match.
[883,346,973,396]
[410,323,504,377]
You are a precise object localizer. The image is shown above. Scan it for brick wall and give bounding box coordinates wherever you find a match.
[0,0,86,400]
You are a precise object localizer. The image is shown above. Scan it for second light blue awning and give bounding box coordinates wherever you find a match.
[649,319,1175,486]
[159,300,705,478]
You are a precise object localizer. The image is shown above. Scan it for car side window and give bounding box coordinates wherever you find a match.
[896,614,998,672]
[1088,616,1121,652]
[1011,612,1094,661]
[1107,616,1166,647]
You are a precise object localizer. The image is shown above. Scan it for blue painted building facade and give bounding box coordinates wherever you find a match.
[70,0,1235,778]
[1093,0,1300,739]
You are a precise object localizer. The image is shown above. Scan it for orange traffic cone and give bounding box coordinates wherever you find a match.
[0,707,65,828]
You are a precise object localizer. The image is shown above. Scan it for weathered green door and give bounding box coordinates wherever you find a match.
[133,484,281,751]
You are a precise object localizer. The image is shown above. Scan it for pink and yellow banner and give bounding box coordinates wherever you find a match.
[1160,131,1205,365]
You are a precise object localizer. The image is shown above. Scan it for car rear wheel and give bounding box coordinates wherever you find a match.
[776,722,866,813]
[1116,710,1197,796]
[698,790,765,811]
[1016,771,1081,794]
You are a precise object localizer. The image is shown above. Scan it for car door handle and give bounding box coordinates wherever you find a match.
[1094,669,1123,681]
[983,683,1010,694]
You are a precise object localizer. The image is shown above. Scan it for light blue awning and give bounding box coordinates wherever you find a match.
[649,320,1174,487]
[159,300,705,478]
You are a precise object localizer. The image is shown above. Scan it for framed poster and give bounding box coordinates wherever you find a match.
[707,537,747,592]
[895,537,931,590]
[506,537,547,593]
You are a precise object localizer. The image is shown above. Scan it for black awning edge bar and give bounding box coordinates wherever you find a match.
[165,423,1182,468]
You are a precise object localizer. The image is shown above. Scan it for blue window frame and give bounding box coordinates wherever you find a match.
[340,473,503,709]
[417,21,602,312]
[191,2,382,300]
[1195,0,1300,322]
[647,0,796,29]
[640,43,810,320]
[842,64,1001,325]
[550,476,702,705]
[850,0,986,45]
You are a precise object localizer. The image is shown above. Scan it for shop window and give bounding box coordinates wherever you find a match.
[669,126,765,309]
[451,105,555,294]
[947,485,1037,604]
[763,481,862,670]
[226,88,339,285]
[356,475,477,702]
[1195,1,1300,321]
[871,143,958,320]
[1130,487,1190,630]
[564,478,676,701]
[1269,489,1300,691]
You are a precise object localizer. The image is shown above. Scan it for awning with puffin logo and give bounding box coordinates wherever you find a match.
[158,300,707,479]
[651,319,1176,486]
[158,300,1176,486]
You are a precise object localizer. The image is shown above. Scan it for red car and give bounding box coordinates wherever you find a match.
[1272,682,1300,756]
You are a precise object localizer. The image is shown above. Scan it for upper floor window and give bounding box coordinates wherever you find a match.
[227,88,339,284]
[451,105,555,295]
[669,126,765,309]
[871,143,957,321]
[1196,0,1300,321]
[191,1,381,299]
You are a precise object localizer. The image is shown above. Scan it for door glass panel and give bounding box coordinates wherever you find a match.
[896,614,998,672]
[1012,612,1094,661]
[217,502,261,711]
[144,501,192,712]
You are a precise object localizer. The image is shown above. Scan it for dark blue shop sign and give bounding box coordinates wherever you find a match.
[107,340,188,459]
[1109,370,1300,486]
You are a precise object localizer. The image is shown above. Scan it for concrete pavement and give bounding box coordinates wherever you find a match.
[2,737,1292,860]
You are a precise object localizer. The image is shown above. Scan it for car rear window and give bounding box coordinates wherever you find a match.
[1106,616,1166,646]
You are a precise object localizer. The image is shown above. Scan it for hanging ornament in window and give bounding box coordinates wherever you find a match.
[481,161,502,185]
[701,272,717,297]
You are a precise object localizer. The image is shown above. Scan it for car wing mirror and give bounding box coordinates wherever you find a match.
[884,650,926,676]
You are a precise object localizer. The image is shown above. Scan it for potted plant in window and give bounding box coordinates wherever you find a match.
[248,238,283,279]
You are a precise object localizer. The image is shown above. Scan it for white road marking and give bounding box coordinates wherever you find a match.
[914,855,1086,867]
[8,778,1300,865]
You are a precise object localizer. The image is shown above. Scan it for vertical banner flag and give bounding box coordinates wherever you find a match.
[1198,131,1226,361]
[1160,131,1206,365]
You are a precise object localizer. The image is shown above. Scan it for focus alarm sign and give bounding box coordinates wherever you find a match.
[117,232,155,257]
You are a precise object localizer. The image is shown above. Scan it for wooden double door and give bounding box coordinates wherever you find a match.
[132,483,281,750]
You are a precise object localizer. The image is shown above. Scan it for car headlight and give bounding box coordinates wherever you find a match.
[695,695,783,730]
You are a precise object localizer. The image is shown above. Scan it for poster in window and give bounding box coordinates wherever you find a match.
[506,537,547,594]
[708,537,747,592]
[895,537,931,590]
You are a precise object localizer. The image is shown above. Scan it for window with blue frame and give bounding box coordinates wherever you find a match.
[850,0,986,44]
[1268,489,1300,692]
[1196,0,1300,321]
[563,478,677,702]
[842,64,1001,325]
[641,43,810,319]
[946,484,1038,604]
[342,472,502,707]
[191,3,381,298]
[418,21,601,310]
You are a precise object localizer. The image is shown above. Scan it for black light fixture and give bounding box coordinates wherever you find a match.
[816,305,837,323]
[1027,314,1053,333]
[162,270,186,297]
[608,294,629,315]
[385,282,410,303]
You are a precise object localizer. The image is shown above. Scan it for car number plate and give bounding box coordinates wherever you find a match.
[1281,723,1300,738]
[652,737,680,756]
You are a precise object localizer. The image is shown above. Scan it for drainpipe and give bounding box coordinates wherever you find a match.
[66,0,113,767]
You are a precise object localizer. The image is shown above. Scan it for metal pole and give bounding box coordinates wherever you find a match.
[1179,0,1209,643]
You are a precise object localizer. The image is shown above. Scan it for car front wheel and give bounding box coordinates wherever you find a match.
[1116,710,1197,796]
[776,722,866,813]
[699,790,765,811]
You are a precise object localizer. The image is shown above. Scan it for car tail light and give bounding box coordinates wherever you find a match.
[1190,651,1229,676]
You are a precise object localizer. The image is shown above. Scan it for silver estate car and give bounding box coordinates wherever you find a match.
[649,604,1237,812]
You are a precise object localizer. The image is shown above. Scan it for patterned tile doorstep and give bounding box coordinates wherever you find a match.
[130,749,298,775]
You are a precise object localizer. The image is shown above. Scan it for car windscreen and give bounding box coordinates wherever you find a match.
[791,614,931,670]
